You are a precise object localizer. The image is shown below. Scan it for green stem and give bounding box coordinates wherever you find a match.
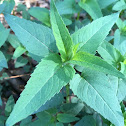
[77,12,80,20]
[66,84,70,103]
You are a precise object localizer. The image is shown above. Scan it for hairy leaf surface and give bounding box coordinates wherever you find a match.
[50,0,73,61]
[71,13,119,54]
[5,14,58,58]
[68,51,124,78]
[6,54,75,126]
[70,69,124,126]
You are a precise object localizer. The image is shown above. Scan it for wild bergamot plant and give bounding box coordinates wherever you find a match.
[0,0,126,126]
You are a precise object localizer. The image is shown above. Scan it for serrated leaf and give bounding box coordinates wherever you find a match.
[98,42,124,67]
[6,54,75,126]
[50,0,74,61]
[67,51,125,78]
[57,113,79,123]
[70,68,124,126]
[5,14,58,58]
[28,7,51,27]
[79,0,103,20]
[75,115,96,126]
[71,13,119,54]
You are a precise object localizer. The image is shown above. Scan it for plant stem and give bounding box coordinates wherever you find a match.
[66,84,70,103]
[77,12,80,20]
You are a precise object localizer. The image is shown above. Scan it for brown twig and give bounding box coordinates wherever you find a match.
[3,73,31,80]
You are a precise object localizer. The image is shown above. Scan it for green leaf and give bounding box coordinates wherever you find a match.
[15,56,28,68]
[0,97,2,106]
[57,113,79,123]
[97,0,118,9]
[0,51,8,71]
[13,46,26,59]
[0,29,10,48]
[56,122,64,126]
[20,116,32,126]
[71,13,119,54]
[116,18,125,30]
[70,68,124,126]
[50,0,74,61]
[60,103,84,116]
[17,4,30,20]
[27,111,56,126]
[98,42,124,67]
[0,3,6,14]
[56,0,80,15]
[34,93,64,114]
[67,51,125,78]
[79,0,103,20]
[5,95,15,116]
[28,7,51,27]
[17,4,26,12]
[108,75,126,102]
[119,40,126,55]
[3,0,15,14]
[113,0,126,11]
[114,29,121,49]
[75,115,96,126]
[4,14,58,58]
[34,111,56,126]
[0,115,7,126]
[7,34,21,48]
[6,54,75,126]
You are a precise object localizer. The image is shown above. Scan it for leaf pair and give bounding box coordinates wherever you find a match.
[4,0,125,126]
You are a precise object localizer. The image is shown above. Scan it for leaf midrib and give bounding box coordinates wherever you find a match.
[80,77,121,125]
[72,15,116,52]
[8,64,63,123]
[71,59,121,77]
[10,18,54,53]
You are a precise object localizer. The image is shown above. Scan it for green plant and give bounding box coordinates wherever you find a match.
[0,0,126,126]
